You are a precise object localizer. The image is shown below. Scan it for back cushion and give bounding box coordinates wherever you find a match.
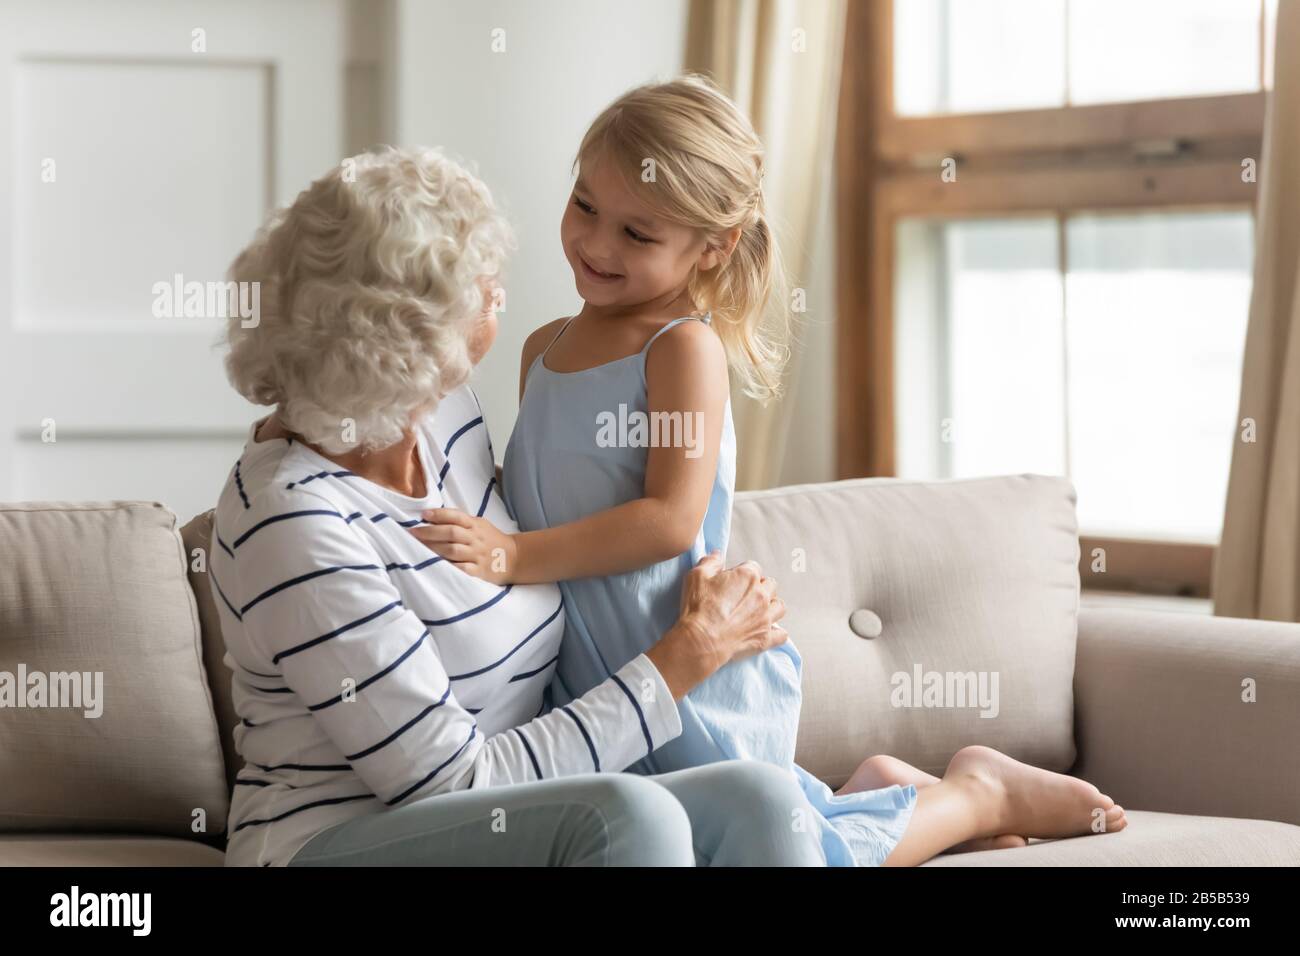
[729,474,1080,787]
[0,501,229,840]
[179,509,240,796]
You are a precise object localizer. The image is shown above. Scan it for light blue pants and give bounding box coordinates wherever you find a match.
[288,760,826,866]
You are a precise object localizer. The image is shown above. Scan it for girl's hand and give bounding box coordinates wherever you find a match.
[410,508,518,585]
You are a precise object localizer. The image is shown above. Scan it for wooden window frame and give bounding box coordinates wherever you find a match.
[836,0,1266,599]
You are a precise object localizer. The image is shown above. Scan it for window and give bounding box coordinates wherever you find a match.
[837,0,1275,597]
[895,210,1252,543]
[894,0,1276,115]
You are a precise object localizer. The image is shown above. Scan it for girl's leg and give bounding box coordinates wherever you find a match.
[883,745,1127,867]
[837,753,941,794]
[650,760,827,866]
[838,754,1027,852]
[288,772,695,867]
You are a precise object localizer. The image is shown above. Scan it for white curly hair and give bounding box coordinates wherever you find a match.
[222,145,514,454]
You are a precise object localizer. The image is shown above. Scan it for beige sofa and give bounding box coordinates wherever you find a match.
[2,474,1298,865]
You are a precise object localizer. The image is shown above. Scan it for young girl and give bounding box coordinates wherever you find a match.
[414,75,1127,866]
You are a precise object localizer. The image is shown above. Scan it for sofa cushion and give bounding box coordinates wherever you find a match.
[729,474,1080,787]
[0,501,229,840]
[180,509,240,795]
[921,810,1300,866]
[0,834,225,866]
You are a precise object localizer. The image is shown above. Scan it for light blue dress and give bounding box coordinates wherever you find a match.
[501,313,917,866]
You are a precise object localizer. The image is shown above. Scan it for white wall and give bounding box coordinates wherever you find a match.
[0,0,837,520]
[391,0,689,450]
[0,0,350,522]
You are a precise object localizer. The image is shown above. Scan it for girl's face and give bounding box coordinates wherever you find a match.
[560,153,726,309]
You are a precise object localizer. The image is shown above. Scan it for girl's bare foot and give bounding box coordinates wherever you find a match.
[838,753,1028,852]
[946,745,1128,839]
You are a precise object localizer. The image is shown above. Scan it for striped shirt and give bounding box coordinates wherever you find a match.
[211,383,682,867]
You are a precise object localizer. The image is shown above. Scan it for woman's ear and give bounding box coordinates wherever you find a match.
[698,226,743,272]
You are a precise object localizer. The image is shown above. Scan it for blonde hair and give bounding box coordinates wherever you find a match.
[575,73,790,402]
[222,145,513,454]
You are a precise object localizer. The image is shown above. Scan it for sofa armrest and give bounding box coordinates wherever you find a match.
[1072,606,1300,825]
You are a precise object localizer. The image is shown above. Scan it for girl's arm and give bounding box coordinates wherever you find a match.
[414,319,728,584]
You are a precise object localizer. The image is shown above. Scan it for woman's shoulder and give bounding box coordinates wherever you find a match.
[214,431,351,534]
[418,382,493,454]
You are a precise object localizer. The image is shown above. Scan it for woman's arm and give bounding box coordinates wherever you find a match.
[221,488,676,799]
[220,490,784,800]
[419,319,728,584]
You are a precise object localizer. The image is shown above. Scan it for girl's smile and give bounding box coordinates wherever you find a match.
[577,252,624,283]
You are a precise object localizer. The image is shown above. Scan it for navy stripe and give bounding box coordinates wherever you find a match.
[422,584,513,627]
[287,469,358,490]
[387,727,477,805]
[385,555,444,573]
[344,687,451,760]
[308,630,437,712]
[560,706,600,772]
[437,415,483,490]
[272,599,404,665]
[234,459,250,509]
[345,511,364,523]
[508,653,559,683]
[209,568,242,621]
[252,761,350,772]
[468,387,494,458]
[447,601,561,680]
[366,511,428,528]
[234,776,305,790]
[241,563,382,615]
[476,476,496,517]
[232,509,342,549]
[232,793,375,833]
[610,673,654,757]
[212,521,234,560]
[513,727,542,779]
[443,416,483,456]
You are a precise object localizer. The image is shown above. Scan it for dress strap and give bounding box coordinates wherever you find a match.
[541,316,577,360]
[640,311,713,354]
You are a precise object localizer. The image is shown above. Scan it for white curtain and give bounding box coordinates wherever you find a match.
[685,0,847,490]
[1213,0,1300,620]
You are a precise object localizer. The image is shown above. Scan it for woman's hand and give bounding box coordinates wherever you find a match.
[646,551,788,700]
[409,508,518,585]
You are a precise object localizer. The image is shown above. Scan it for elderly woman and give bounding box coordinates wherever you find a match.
[209,145,820,867]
